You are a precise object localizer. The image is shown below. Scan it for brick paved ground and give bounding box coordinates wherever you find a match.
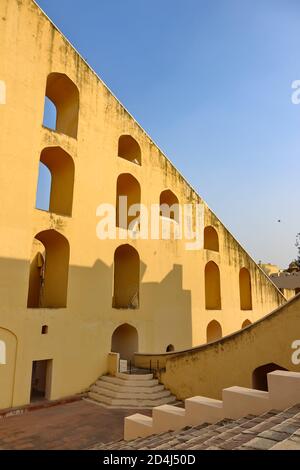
[0,399,151,450]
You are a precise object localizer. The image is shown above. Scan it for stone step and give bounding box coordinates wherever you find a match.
[90,404,300,450]
[157,423,222,450]
[237,408,300,450]
[193,411,277,450]
[143,416,248,450]
[124,414,154,441]
[185,396,224,425]
[169,416,255,451]
[90,384,172,400]
[116,372,153,381]
[222,386,270,419]
[100,375,159,388]
[96,379,165,394]
[88,391,176,408]
[213,410,282,450]
[153,404,186,433]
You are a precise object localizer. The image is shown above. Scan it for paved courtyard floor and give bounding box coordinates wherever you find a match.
[0,399,151,450]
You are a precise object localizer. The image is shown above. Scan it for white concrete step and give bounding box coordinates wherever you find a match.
[100,375,159,388]
[116,372,153,381]
[96,379,165,394]
[222,386,270,419]
[88,391,176,408]
[125,414,153,440]
[153,404,186,433]
[123,371,300,441]
[185,396,224,425]
[268,370,300,409]
[90,384,172,400]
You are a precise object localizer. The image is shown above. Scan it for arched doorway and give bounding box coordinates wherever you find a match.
[166,344,175,352]
[206,320,222,342]
[27,229,70,308]
[118,135,141,165]
[239,267,252,310]
[113,244,140,309]
[43,73,79,138]
[116,174,141,230]
[205,261,221,310]
[204,226,219,252]
[111,323,138,362]
[36,147,75,216]
[252,363,288,391]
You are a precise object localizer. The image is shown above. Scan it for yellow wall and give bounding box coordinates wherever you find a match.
[0,0,284,409]
[135,295,300,400]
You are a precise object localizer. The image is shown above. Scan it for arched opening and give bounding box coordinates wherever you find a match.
[252,363,288,391]
[43,73,79,139]
[43,97,57,130]
[0,340,6,364]
[116,173,141,230]
[27,230,70,308]
[35,147,75,216]
[204,226,219,252]
[242,319,252,328]
[118,135,141,165]
[239,267,252,310]
[36,162,51,212]
[205,261,221,310]
[166,344,175,352]
[206,320,222,342]
[111,323,138,362]
[113,244,140,309]
[159,189,179,222]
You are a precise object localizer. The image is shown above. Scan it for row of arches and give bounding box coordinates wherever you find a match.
[26,235,139,309]
[43,74,142,167]
[206,318,252,342]
[116,178,180,229]
[26,230,252,312]
[205,262,252,310]
[35,147,180,224]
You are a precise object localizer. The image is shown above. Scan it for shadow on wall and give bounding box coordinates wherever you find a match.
[141,264,192,352]
[0,252,192,407]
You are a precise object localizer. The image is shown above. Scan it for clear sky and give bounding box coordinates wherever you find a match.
[36,0,300,268]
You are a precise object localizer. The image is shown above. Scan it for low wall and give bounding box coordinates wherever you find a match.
[134,294,300,400]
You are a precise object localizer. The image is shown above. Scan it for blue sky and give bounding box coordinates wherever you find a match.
[36,0,300,267]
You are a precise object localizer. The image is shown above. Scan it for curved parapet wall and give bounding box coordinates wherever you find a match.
[134,294,300,400]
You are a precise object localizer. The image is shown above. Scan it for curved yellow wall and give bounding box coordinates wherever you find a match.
[135,295,300,400]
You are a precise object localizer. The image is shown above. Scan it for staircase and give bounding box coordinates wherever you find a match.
[87,372,177,408]
[121,370,300,440]
[90,404,300,450]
